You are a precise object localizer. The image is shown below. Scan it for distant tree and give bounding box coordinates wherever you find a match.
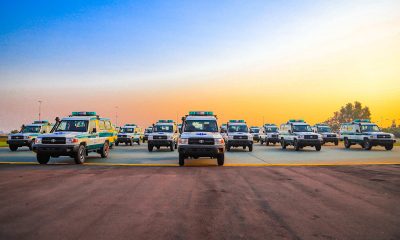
[391,120,397,128]
[324,101,371,131]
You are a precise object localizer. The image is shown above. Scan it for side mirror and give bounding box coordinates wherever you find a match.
[356,130,360,133]
[92,128,97,133]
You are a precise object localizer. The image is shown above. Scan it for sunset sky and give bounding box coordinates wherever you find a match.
[1,0,399,131]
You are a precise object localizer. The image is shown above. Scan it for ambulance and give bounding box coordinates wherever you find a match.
[148,120,178,151]
[33,112,112,164]
[143,127,153,143]
[339,119,395,150]
[279,119,323,151]
[7,120,53,151]
[116,124,142,146]
[312,123,339,145]
[225,120,253,151]
[249,126,260,142]
[259,124,280,146]
[178,111,225,166]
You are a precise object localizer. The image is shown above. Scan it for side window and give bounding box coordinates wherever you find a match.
[89,120,97,133]
[99,120,105,130]
[105,121,112,130]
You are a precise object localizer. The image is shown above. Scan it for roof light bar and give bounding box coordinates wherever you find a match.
[71,111,97,116]
[189,111,214,116]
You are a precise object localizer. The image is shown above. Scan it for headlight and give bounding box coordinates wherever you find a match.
[35,138,42,144]
[66,138,79,144]
[215,138,225,145]
[179,138,188,145]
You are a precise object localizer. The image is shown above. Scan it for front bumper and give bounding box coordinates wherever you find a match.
[252,135,260,141]
[298,139,322,146]
[266,137,280,143]
[178,144,225,157]
[6,139,32,146]
[322,137,338,143]
[148,139,173,146]
[227,140,252,147]
[33,144,79,156]
[370,139,395,146]
[117,137,136,143]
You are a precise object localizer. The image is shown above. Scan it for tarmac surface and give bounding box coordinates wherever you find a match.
[0,164,399,240]
[0,143,399,166]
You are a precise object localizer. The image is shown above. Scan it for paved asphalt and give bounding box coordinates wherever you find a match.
[0,143,399,166]
[0,164,399,240]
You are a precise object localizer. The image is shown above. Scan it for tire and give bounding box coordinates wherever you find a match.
[260,139,264,145]
[335,140,339,146]
[74,145,86,164]
[242,146,246,150]
[29,140,34,151]
[175,142,178,149]
[294,139,300,151]
[125,142,128,146]
[100,142,110,158]
[156,146,160,150]
[148,144,153,152]
[9,145,18,151]
[37,153,50,164]
[217,154,224,166]
[226,144,231,151]
[170,142,174,151]
[115,142,119,146]
[142,139,145,143]
[363,139,372,150]
[266,141,269,146]
[179,153,185,166]
[281,139,286,149]
[344,138,351,149]
[129,140,133,146]
[137,140,140,146]
[248,144,253,152]
[315,144,321,151]
[385,144,393,151]
[321,140,325,146]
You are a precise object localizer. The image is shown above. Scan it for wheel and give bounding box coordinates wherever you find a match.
[179,153,185,166]
[344,138,351,149]
[260,139,264,145]
[385,144,393,150]
[9,145,18,151]
[281,139,286,149]
[156,146,160,150]
[37,153,50,164]
[115,142,119,146]
[175,142,178,149]
[129,140,133,146]
[226,144,231,151]
[242,146,246,150]
[100,142,110,158]
[294,139,300,151]
[148,144,153,152]
[266,141,269,146]
[321,140,325,145]
[217,154,224,166]
[137,140,141,145]
[142,138,145,143]
[334,140,339,146]
[363,139,372,150]
[29,140,34,150]
[315,144,321,151]
[170,142,174,151]
[125,142,128,146]
[74,145,86,164]
[248,144,253,152]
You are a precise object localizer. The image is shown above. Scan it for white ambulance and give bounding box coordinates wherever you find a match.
[148,120,178,151]
[143,127,153,143]
[116,124,142,146]
[7,120,53,151]
[339,119,395,150]
[279,119,323,151]
[312,123,339,145]
[33,112,111,164]
[259,124,280,146]
[178,111,225,166]
[225,120,253,151]
[249,126,260,142]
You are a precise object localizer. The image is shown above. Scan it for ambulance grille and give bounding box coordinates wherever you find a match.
[42,137,66,144]
[11,136,24,140]
[153,135,167,140]
[304,135,318,139]
[377,135,391,139]
[233,135,248,140]
[188,138,214,145]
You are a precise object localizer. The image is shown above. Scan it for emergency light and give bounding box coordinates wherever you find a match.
[72,111,97,116]
[158,120,174,123]
[288,119,305,123]
[189,111,214,116]
[33,120,49,124]
[125,124,137,127]
[229,120,245,123]
[353,119,371,123]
